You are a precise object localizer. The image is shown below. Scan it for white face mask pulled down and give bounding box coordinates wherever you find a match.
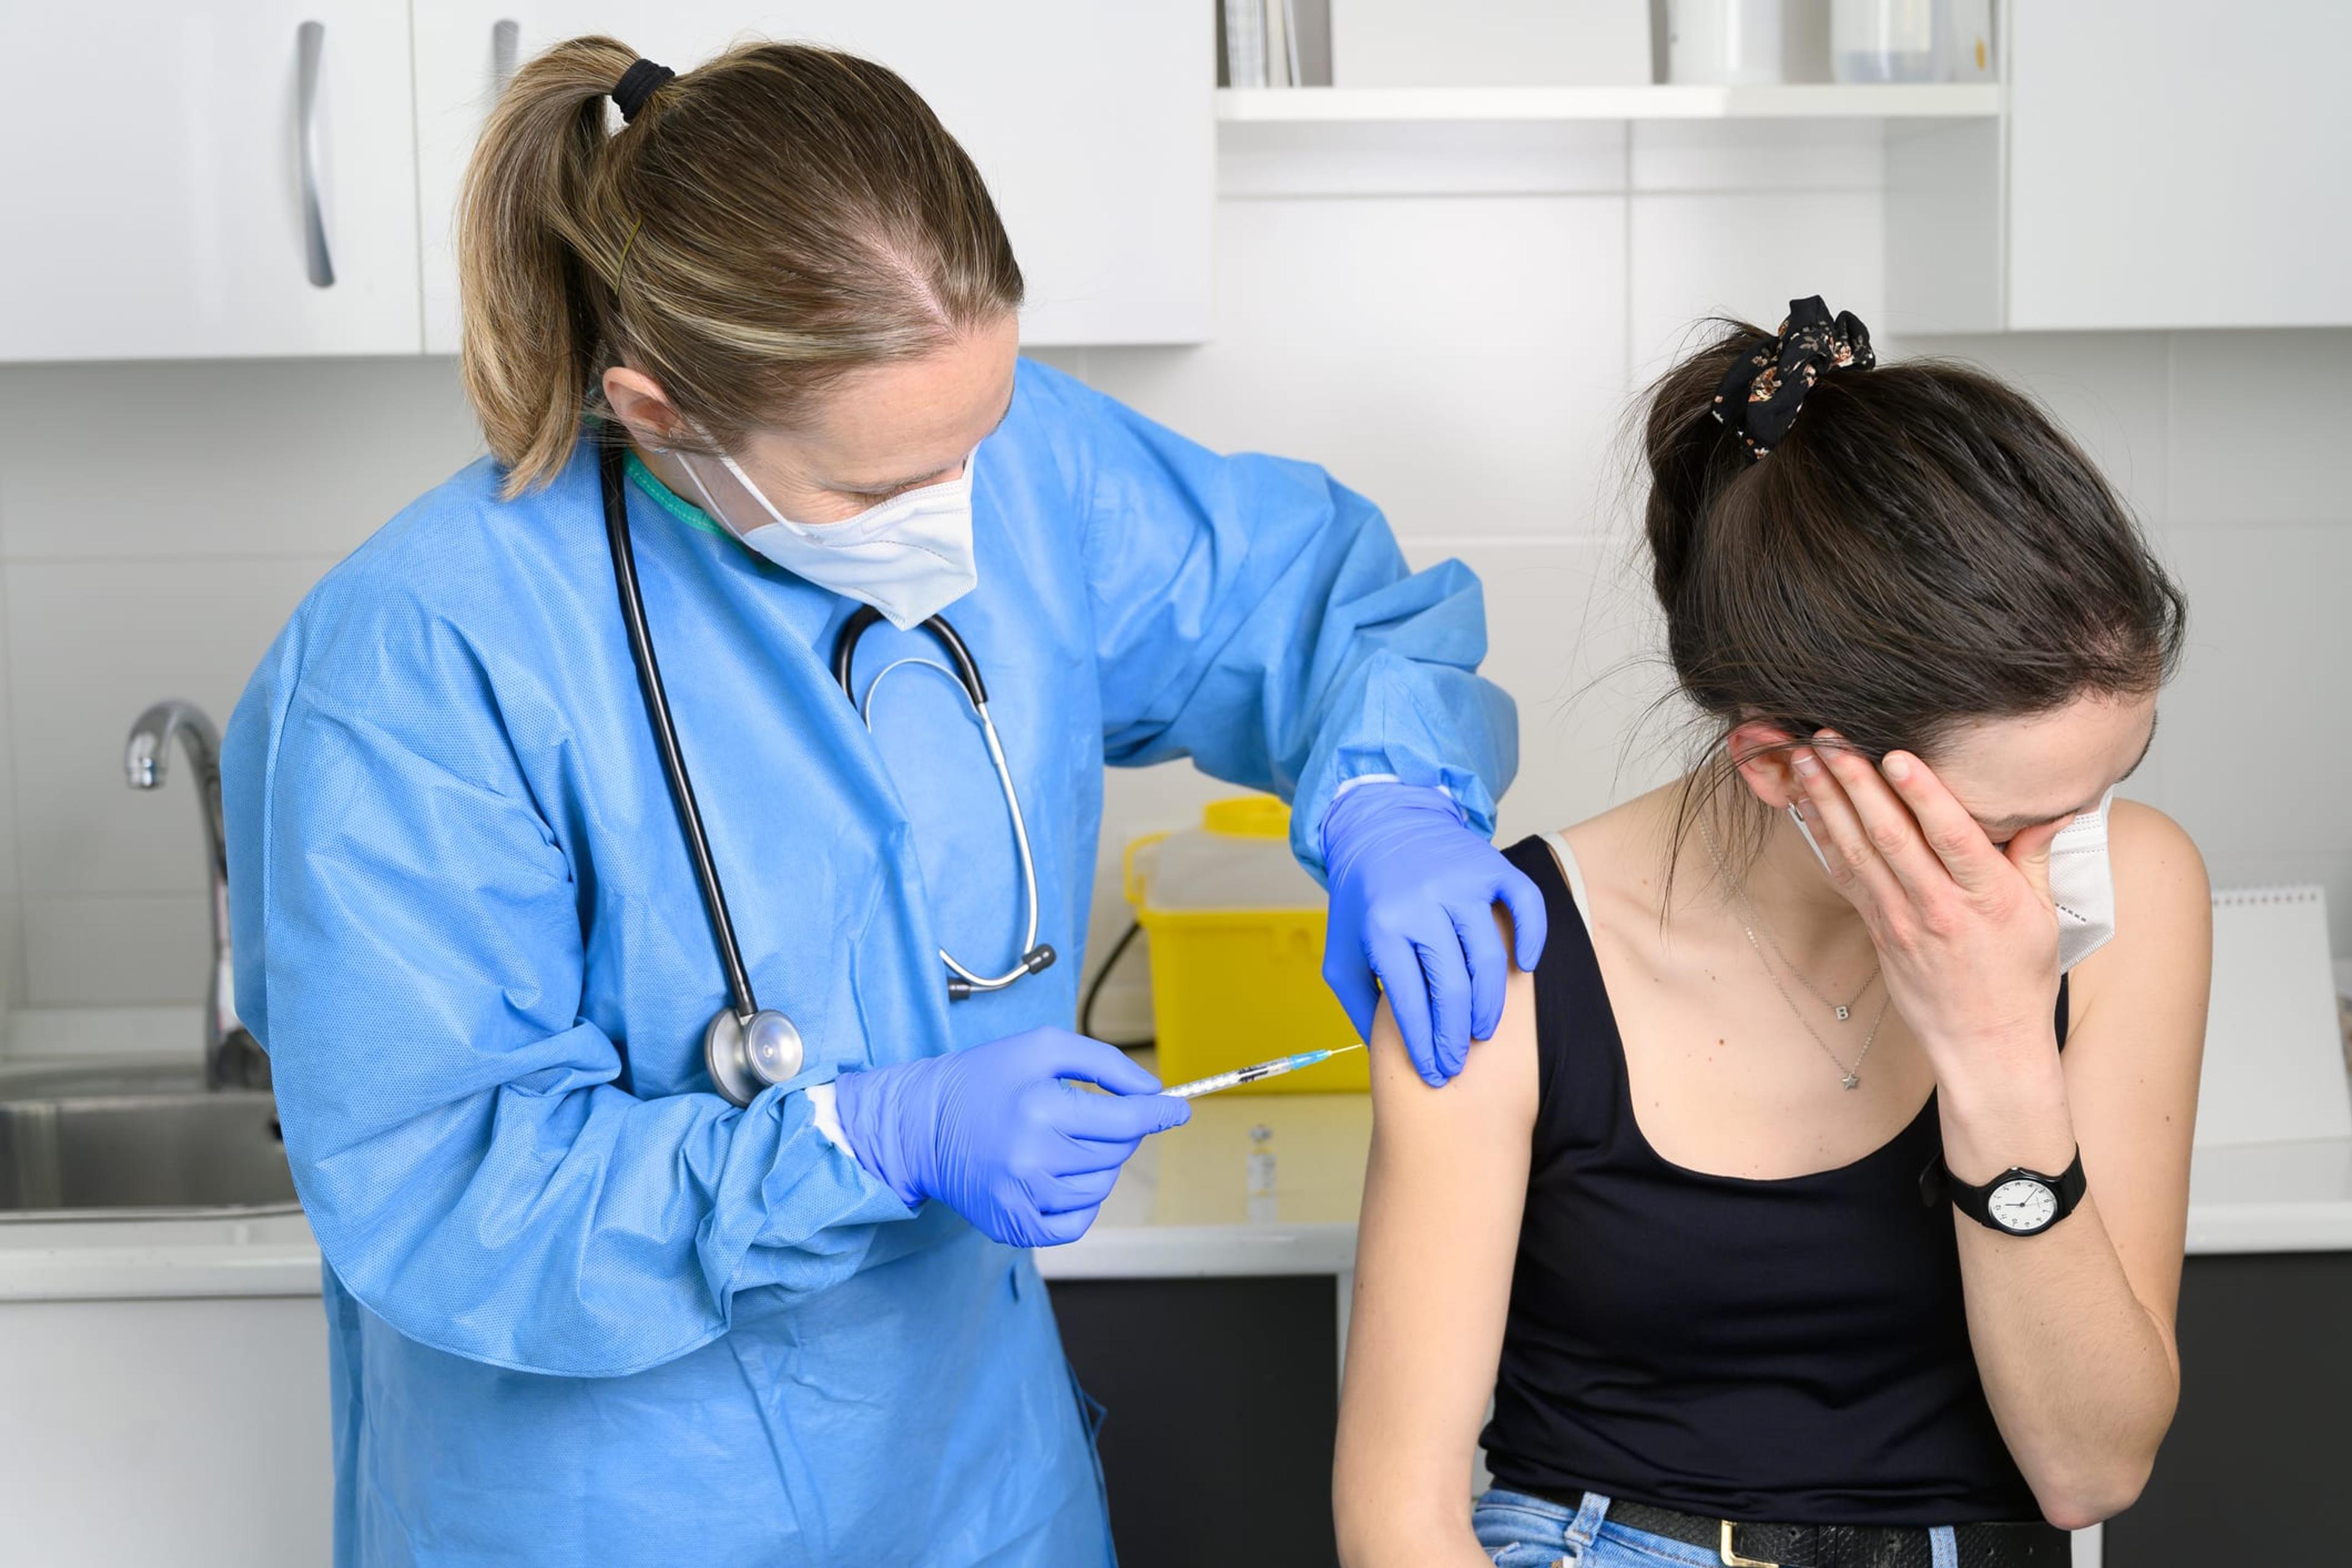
[676,443,980,631]
[1788,789,2117,973]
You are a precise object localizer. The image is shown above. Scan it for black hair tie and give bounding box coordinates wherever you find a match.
[611,58,674,124]
[1710,295,1875,462]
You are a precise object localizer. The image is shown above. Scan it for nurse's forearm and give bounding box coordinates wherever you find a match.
[1942,1082,2177,1530]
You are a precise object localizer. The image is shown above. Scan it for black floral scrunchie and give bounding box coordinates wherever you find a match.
[1710,295,1875,461]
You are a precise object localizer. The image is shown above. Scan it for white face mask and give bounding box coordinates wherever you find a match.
[1787,788,2117,973]
[676,443,979,631]
[2045,789,2118,972]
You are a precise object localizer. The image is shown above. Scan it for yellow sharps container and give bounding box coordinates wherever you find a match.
[1121,795,1366,1095]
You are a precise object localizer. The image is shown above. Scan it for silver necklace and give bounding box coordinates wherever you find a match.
[1728,873,1879,1022]
[1695,812,1880,1017]
[1698,814,1891,1090]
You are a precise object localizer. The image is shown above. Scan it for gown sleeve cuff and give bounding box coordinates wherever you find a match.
[1326,772,1476,813]
[1296,766,1492,881]
[802,1081,856,1158]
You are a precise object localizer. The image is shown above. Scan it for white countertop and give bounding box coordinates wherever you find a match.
[5,1084,2348,1303]
[2179,1135,2352,1254]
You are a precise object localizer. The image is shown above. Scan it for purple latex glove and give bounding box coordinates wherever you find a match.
[832,1027,1189,1248]
[1320,782,1549,1085]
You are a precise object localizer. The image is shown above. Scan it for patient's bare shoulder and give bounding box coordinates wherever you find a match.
[2067,797,2209,1034]
[2105,799,2207,917]
[1367,903,1540,1145]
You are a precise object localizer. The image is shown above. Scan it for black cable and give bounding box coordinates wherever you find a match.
[1078,919,1150,1046]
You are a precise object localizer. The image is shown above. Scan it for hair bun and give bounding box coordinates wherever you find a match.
[1709,296,1875,462]
[1635,307,2182,769]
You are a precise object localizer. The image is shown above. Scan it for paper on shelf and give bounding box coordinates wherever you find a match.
[2196,885,2352,1147]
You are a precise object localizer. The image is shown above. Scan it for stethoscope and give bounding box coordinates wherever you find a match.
[599,443,1054,1109]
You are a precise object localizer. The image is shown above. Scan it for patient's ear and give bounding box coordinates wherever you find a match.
[1726,720,1805,811]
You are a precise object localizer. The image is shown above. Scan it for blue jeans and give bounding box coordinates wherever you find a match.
[1473,1488,1968,1568]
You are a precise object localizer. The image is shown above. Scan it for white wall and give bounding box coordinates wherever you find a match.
[0,120,2343,1030]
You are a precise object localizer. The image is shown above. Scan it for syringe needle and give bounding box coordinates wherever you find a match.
[1161,1042,1365,1101]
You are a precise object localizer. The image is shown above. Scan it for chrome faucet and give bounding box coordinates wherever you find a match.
[125,701,268,1091]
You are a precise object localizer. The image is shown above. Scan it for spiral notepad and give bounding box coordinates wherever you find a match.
[2196,885,2351,1148]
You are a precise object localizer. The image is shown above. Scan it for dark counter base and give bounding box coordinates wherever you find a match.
[2105,1250,2352,1563]
[1054,1250,2352,1567]
[1052,1274,1341,1568]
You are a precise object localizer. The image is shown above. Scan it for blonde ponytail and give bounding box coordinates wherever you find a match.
[456,36,1024,499]
[458,37,638,498]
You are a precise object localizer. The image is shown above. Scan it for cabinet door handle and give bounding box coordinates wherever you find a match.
[492,19,521,97]
[296,19,334,288]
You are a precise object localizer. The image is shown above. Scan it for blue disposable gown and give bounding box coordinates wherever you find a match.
[224,360,1519,1566]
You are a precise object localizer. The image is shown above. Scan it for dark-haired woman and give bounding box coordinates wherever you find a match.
[1335,301,2207,1568]
[221,34,1543,1568]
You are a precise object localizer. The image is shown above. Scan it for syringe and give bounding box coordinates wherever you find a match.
[1161,1044,1365,1100]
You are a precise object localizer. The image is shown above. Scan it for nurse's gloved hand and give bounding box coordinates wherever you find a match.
[831,1028,1190,1249]
[1321,782,1549,1087]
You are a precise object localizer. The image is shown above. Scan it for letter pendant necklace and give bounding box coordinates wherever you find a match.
[1699,814,1891,1090]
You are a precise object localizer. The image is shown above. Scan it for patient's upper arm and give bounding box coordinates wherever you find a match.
[1334,919,1540,1560]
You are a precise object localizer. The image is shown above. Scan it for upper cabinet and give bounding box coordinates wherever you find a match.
[411,3,1214,352]
[2006,1,2352,331]
[1888,0,2352,333]
[0,3,423,361]
[42,3,2342,355]
[1,3,1208,363]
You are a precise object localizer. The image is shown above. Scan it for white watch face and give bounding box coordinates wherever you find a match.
[1988,1177,2058,1233]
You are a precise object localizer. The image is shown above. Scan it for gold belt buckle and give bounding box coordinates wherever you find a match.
[1719,1520,1780,1568]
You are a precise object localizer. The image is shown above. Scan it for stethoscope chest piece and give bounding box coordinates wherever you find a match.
[705,1008,805,1107]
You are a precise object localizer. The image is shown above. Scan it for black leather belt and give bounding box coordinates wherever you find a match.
[1524,1488,2071,1568]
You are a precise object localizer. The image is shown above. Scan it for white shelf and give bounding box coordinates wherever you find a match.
[1218,83,2002,123]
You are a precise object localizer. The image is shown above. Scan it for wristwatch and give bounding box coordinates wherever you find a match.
[1947,1148,2087,1237]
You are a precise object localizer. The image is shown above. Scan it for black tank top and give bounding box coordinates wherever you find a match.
[1480,835,2062,1526]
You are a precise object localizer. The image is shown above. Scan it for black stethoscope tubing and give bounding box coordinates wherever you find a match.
[600,441,1052,1105]
[836,603,1055,998]
[832,603,986,707]
[601,440,763,1029]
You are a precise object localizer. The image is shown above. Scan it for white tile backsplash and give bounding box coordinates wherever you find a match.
[0,145,2344,1006]
[1436,538,1682,845]
[7,557,340,898]
[0,358,483,561]
[1627,189,1887,380]
[23,894,212,1007]
[1084,192,1631,542]
[2167,330,2352,527]
[2142,525,2352,858]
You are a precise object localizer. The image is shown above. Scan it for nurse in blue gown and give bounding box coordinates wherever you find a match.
[224,36,1545,1568]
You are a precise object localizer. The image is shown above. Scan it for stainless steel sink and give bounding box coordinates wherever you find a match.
[0,1060,297,1218]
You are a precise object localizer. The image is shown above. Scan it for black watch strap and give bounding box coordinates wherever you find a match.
[1945,1147,2086,1236]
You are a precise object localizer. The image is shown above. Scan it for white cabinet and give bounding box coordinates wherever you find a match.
[1888,0,2352,333]
[2006,1,2352,331]
[1,4,1208,362]
[0,4,421,361]
[0,1292,333,1568]
[412,4,1214,350]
